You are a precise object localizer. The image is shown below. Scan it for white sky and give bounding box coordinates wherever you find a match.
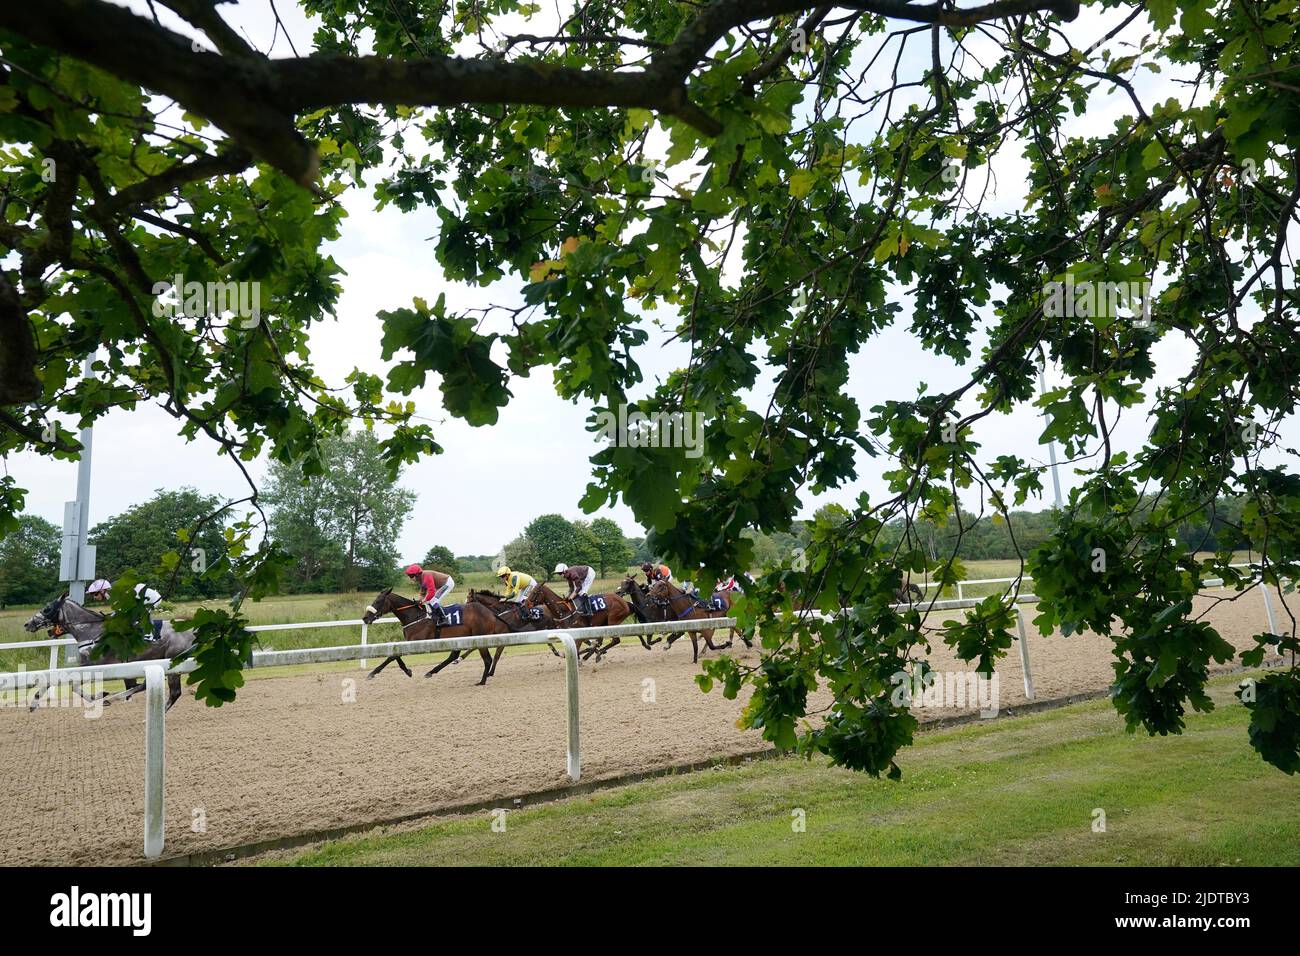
[3,1,1295,560]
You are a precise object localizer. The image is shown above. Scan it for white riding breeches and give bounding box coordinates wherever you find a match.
[425,577,454,609]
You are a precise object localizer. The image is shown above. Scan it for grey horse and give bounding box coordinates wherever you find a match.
[22,594,195,711]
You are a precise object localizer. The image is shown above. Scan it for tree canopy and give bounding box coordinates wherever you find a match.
[0,512,59,606]
[89,486,236,597]
[0,0,1297,773]
[262,429,415,592]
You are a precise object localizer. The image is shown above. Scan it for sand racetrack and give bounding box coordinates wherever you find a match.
[0,588,1290,866]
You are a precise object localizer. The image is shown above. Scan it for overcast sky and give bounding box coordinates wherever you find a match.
[4,1,1295,562]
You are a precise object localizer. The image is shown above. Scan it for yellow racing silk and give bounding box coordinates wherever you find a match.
[504,571,536,598]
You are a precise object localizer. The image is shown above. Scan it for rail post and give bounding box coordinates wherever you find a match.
[144,663,166,859]
[48,643,59,672]
[557,632,581,781]
[1015,607,1035,700]
[1260,582,1278,636]
[956,581,964,601]
[360,621,368,670]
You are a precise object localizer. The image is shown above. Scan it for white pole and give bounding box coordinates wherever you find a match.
[558,632,580,781]
[48,644,58,672]
[956,581,963,601]
[143,663,166,859]
[1016,607,1035,700]
[1261,582,1278,635]
[360,621,368,670]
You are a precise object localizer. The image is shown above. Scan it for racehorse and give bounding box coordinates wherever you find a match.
[360,588,508,684]
[646,579,732,663]
[524,582,632,662]
[615,577,663,649]
[895,582,924,603]
[22,594,194,710]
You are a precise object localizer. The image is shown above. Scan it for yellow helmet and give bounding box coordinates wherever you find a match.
[496,566,511,578]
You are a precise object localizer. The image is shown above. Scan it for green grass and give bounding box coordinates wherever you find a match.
[269,674,1300,866]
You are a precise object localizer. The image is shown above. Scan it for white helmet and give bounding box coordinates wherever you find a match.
[554,563,568,574]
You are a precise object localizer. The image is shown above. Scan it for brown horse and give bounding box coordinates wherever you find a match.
[525,582,632,662]
[466,589,564,643]
[895,582,924,603]
[615,577,662,649]
[361,588,507,684]
[646,580,731,663]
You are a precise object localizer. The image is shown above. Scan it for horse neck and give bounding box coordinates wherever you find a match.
[387,596,425,625]
[60,602,106,640]
[63,600,104,625]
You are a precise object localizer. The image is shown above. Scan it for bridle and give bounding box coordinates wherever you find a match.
[43,598,104,652]
[365,597,424,632]
[650,584,706,620]
[529,585,580,623]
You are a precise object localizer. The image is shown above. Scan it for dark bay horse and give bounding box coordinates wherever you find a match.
[361,588,507,684]
[646,580,732,663]
[22,594,194,710]
[895,582,924,603]
[616,577,662,649]
[525,582,632,662]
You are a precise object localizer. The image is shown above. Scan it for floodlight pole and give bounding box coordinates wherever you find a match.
[59,353,98,661]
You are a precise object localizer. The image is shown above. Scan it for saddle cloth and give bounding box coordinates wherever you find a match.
[707,594,728,611]
[430,604,464,626]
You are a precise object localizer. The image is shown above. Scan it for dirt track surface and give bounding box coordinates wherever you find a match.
[0,588,1289,866]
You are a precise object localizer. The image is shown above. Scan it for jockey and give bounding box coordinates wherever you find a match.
[715,574,743,594]
[640,561,672,584]
[134,583,163,609]
[555,563,596,616]
[405,563,454,622]
[496,566,536,604]
[86,579,112,603]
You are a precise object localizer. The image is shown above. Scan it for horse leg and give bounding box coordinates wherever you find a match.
[424,650,461,678]
[99,679,146,707]
[691,633,700,663]
[397,656,413,677]
[476,649,493,686]
[593,637,620,662]
[488,645,505,677]
[165,674,182,711]
[27,682,46,712]
[367,655,399,679]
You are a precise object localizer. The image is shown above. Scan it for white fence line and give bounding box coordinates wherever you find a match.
[0,636,76,671]
[0,616,735,860]
[0,567,1288,861]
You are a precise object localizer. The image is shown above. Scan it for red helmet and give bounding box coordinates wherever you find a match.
[404,563,423,576]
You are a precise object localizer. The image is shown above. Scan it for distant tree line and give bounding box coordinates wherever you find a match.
[3,482,1253,607]
[496,514,636,581]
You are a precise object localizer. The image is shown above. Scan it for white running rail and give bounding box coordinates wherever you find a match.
[0,616,734,860]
